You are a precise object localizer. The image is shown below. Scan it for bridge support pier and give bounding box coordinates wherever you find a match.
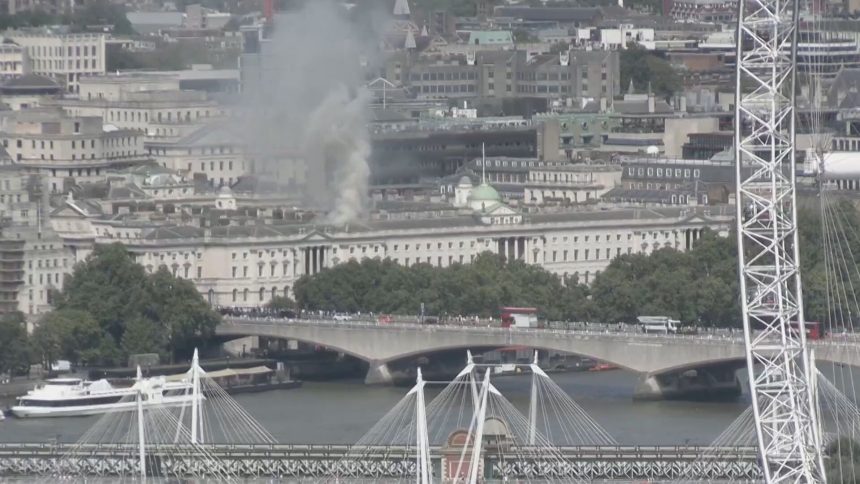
[365,360,394,385]
[633,365,742,401]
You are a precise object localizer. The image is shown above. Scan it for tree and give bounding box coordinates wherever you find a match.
[0,312,30,376]
[620,46,682,99]
[31,309,106,367]
[55,243,151,343]
[121,317,167,358]
[825,437,860,483]
[53,243,220,363]
[145,267,220,358]
[267,295,296,310]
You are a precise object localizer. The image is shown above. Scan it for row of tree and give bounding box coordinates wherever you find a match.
[294,200,860,327]
[0,244,220,376]
[0,1,135,34]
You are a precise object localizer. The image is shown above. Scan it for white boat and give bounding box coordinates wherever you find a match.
[10,376,196,418]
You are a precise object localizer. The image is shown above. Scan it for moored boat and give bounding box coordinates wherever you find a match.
[10,376,195,418]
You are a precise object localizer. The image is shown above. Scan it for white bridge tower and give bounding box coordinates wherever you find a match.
[734,0,825,477]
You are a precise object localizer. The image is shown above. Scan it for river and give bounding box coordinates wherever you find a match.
[0,370,752,445]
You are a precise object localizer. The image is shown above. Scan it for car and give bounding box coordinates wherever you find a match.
[333,314,352,321]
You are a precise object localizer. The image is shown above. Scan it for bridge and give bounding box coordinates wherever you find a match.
[0,443,761,481]
[217,317,860,400]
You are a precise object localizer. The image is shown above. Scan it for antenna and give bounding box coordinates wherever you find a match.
[481,142,486,184]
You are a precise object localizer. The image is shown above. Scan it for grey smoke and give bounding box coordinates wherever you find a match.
[244,0,384,224]
[303,86,372,224]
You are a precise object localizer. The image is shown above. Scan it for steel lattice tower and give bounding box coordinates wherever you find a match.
[734,0,825,478]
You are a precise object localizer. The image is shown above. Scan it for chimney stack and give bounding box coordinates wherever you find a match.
[263,0,273,23]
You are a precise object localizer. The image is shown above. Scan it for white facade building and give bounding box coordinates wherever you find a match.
[0,110,151,192]
[0,170,73,316]
[4,29,105,93]
[55,187,732,307]
[0,40,27,78]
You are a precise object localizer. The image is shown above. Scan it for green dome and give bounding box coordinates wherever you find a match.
[469,183,501,202]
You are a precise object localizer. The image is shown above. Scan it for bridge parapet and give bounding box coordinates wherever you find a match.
[0,443,762,481]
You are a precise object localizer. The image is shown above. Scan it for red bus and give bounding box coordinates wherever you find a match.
[789,321,823,340]
[500,307,540,328]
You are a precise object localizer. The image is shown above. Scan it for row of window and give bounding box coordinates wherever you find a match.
[29,44,98,58]
[32,58,97,71]
[232,286,290,303]
[107,109,215,124]
[628,166,702,179]
[411,71,478,81]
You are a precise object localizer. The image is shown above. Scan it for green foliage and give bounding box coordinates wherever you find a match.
[48,243,220,364]
[107,41,240,72]
[513,29,539,43]
[293,200,860,327]
[121,317,166,357]
[409,0,480,16]
[620,46,681,99]
[0,312,30,375]
[825,437,860,483]
[294,253,593,321]
[31,309,109,367]
[590,229,738,325]
[266,295,296,310]
[0,1,135,34]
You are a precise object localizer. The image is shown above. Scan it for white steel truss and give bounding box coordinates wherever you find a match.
[733,0,825,478]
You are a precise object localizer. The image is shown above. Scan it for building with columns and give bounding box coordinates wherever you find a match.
[52,177,733,307]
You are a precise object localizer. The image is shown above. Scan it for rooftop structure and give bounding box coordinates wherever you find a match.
[4,29,106,93]
[0,109,151,192]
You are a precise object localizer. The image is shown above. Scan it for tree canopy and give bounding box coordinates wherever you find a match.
[0,312,30,376]
[39,243,220,365]
[294,200,858,327]
[0,1,134,34]
[294,253,592,321]
[620,46,682,99]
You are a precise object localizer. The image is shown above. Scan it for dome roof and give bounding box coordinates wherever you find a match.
[468,183,501,202]
[458,175,472,186]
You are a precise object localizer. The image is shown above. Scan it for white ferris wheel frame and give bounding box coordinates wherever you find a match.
[733,0,826,479]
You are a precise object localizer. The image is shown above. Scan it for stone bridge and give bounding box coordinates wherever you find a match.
[217,318,860,400]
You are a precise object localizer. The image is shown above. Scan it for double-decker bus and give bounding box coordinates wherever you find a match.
[788,321,824,340]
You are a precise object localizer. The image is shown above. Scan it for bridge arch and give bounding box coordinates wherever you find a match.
[216,319,749,376]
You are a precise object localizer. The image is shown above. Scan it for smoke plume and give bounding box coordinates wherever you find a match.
[243,0,383,224]
[303,86,372,224]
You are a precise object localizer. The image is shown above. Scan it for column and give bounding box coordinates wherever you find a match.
[319,247,326,270]
[312,247,318,275]
[501,238,508,260]
[304,248,310,275]
[509,237,516,261]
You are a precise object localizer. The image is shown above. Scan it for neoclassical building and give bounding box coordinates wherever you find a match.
[49,179,733,308]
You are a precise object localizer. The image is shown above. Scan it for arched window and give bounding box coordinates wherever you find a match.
[259,287,265,301]
[232,289,237,302]
[243,289,248,302]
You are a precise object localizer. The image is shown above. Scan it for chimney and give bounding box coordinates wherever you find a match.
[263,0,273,23]
[679,95,687,113]
[648,92,655,113]
[599,96,607,112]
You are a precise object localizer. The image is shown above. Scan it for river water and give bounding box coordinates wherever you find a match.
[0,370,752,445]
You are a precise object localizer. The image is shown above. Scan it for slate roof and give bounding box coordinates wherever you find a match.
[493,6,602,23]
[2,74,61,91]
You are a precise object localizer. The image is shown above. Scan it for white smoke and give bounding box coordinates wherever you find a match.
[303,86,371,225]
[243,0,385,225]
